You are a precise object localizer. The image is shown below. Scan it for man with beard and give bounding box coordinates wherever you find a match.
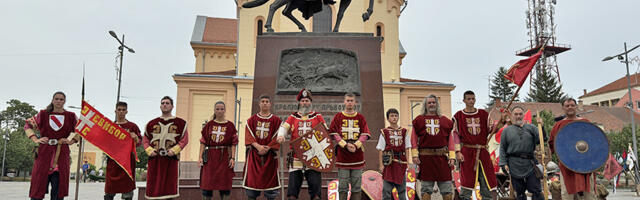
[411,94,455,200]
[276,89,327,200]
[143,96,189,199]
[498,106,543,200]
[549,98,595,200]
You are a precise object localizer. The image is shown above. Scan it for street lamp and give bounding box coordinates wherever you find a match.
[108,30,135,104]
[602,42,640,184]
[1,131,8,182]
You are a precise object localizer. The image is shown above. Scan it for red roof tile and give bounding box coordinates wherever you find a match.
[202,17,237,44]
[580,73,640,98]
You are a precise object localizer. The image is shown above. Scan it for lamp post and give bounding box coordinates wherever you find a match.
[602,42,640,184]
[108,30,135,104]
[1,130,8,182]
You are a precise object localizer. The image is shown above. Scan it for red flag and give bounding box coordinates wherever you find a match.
[523,110,532,124]
[603,153,623,180]
[74,101,137,180]
[504,51,543,87]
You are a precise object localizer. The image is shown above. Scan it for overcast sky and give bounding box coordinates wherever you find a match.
[1,0,640,126]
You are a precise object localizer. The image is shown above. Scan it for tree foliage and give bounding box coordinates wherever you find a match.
[0,99,38,176]
[488,66,518,107]
[527,67,568,102]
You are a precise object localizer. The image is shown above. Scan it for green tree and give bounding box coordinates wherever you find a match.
[0,99,38,177]
[608,125,640,156]
[526,67,568,102]
[488,66,518,107]
[135,146,148,169]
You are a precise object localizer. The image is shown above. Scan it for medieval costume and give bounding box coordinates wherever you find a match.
[143,116,188,199]
[105,121,141,200]
[242,113,282,200]
[329,111,370,200]
[412,114,455,200]
[377,126,411,200]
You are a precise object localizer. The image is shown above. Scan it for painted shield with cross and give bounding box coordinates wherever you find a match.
[292,123,335,172]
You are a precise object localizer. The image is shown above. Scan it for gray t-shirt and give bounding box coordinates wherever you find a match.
[498,123,540,178]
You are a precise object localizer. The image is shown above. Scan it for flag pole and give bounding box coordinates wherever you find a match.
[74,66,85,200]
[536,110,550,199]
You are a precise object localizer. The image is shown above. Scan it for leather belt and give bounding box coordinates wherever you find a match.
[419,146,448,156]
[462,144,488,149]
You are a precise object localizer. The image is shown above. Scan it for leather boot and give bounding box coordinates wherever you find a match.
[442,193,453,200]
[350,191,362,200]
[491,191,498,200]
[103,194,114,200]
[421,193,431,200]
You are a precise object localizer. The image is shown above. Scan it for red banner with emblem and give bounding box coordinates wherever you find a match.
[74,101,137,180]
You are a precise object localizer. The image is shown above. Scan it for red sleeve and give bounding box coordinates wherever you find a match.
[245,117,257,146]
[411,127,418,150]
[177,122,189,149]
[329,114,343,141]
[230,123,238,145]
[358,115,371,141]
[143,121,152,149]
[132,123,142,147]
[24,110,44,131]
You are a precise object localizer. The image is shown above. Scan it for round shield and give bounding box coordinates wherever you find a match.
[554,121,609,173]
[361,170,383,200]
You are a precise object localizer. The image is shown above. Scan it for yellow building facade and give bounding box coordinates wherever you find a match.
[175,0,455,162]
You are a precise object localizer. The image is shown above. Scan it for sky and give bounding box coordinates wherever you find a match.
[1,0,640,126]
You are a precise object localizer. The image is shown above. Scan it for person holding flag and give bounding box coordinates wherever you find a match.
[104,101,142,200]
[143,96,189,199]
[242,94,282,200]
[199,101,238,200]
[24,91,79,200]
[453,91,505,200]
[276,88,327,200]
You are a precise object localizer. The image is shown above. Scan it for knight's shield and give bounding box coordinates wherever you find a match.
[293,123,335,172]
[554,121,609,173]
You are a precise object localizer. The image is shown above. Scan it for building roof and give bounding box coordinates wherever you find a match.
[487,101,640,132]
[191,16,237,46]
[614,88,640,109]
[580,73,640,98]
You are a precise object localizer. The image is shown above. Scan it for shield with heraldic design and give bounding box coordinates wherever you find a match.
[292,123,335,172]
[49,115,65,131]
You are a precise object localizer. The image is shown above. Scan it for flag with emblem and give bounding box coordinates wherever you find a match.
[75,101,137,180]
[504,51,543,87]
[292,123,335,172]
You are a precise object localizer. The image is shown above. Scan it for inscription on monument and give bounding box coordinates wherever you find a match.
[276,48,361,95]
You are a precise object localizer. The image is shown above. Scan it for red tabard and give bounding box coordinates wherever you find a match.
[329,112,370,169]
[282,112,326,159]
[26,110,77,199]
[242,114,282,191]
[144,117,187,199]
[381,127,408,185]
[413,115,453,182]
[453,109,497,189]
[105,121,141,194]
[200,120,238,191]
[549,119,593,194]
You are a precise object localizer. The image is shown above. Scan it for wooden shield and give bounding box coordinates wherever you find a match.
[554,121,609,173]
[292,123,335,172]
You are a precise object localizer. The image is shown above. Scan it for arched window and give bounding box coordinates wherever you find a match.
[376,25,382,37]
[257,19,264,35]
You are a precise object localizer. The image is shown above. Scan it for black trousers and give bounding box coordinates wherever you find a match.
[287,169,322,199]
[31,172,63,200]
[511,172,543,200]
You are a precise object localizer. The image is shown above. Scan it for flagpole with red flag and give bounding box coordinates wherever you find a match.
[74,67,85,200]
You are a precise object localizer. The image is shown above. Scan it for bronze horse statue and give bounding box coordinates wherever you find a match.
[242,0,374,32]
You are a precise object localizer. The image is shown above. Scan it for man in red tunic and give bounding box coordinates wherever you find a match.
[243,94,283,200]
[411,95,455,200]
[377,108,411,200]
[453,91,504,200]
[549,98,595,200]
[276,89,327,200]
[105,101,142,200]
[143,96,189,199]
[329,93,370,200]
[24,91,79,200]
